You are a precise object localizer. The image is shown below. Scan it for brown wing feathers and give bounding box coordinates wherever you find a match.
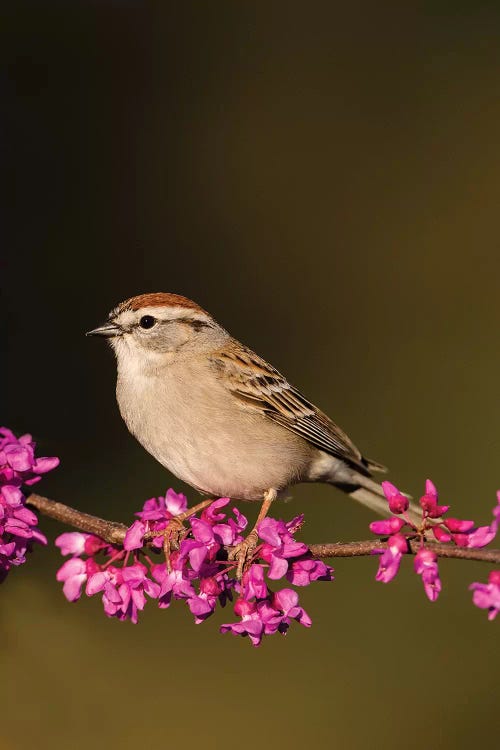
[210,342,375,476]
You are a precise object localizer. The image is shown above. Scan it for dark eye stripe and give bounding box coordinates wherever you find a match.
[182,318,211,331]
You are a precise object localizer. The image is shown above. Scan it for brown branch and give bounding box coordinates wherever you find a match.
[26,493,500,564]
[308,540,500,563]
[27,493,128,545]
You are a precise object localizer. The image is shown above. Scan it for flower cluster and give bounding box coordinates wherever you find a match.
[0,427,59,582]
[55,489,333,644]
[371,479,500,602]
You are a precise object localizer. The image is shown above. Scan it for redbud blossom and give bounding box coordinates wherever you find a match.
[55,489,333,643]
[414,548,441,602]
[381,481,409,514]
[369,517,406,536]
[419,479,450,518]
[470,570,500,620]
[0,427,58,582]
[371,479,500,610]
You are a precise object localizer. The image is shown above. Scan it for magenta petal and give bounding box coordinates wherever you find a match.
[5,445,33,472]
[1,485,24,506]
[370,517,405,535]
[422,569,441,602]
[432,526,452,542]
[122,564,147,584]
[13,507,38,525]
[243,564,268,598]
[489,571,500,586]
[143,579,161,599]
[188,544,208,572]
[123,520,147,550]
[382,481,409,513]
[62,574,86,602]
[274,588,299,613]
[257,517,282,546]
[188,595,214,617]
[268,554,289,580]
[33,457,60,474]
[23,476,41,486]
[56,558,86,581]
[131,587,147,610]
[202,498,230,523]
[294,607,312,627]
[466,525,497,549]
[86,571,108,595]
[444,518,475,533]
[164,488,187,516]
[55,532,88,556]
[425,479,438,500]
[5,519,32,538]
[190,518,214,544]
[213,523,234,545]
[375,548,402,583]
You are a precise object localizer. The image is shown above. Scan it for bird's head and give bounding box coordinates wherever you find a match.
[87,293,228,369]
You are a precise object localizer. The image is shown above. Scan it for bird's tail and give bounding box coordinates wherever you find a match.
[338,473,422,527]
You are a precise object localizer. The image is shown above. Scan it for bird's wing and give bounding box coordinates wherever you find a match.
[209,341,372,475]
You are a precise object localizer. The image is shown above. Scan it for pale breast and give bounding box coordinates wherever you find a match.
[116,359,314,501]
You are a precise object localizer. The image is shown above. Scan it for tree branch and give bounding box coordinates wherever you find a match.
[26,493,500,564]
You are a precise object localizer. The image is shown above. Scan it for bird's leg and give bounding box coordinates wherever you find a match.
[152,499,213,572]
[229,488,277,579]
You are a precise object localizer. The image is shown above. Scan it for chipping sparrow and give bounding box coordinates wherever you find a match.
[88,293,411,564]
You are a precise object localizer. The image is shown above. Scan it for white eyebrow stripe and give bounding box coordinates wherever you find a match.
[152,306,212,323]
[112,306,213,327]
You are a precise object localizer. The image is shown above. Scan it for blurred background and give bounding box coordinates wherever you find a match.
[2,2,500,748]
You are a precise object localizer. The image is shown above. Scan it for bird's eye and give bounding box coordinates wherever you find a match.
[139,315,157,330]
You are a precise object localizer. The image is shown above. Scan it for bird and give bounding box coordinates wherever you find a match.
[87,292,408,571]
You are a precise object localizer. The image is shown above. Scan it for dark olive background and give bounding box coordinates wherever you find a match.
[2,3,500,749]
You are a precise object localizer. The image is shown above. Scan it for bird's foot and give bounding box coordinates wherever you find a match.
[153,499,213,572]
[228,529,260,580]
[152,517,188,572]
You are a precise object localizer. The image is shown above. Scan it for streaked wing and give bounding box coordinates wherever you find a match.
[209,341,370,474]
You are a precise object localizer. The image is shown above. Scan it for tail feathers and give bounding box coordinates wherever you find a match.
[363,457,388,474]
[347,475,422,527]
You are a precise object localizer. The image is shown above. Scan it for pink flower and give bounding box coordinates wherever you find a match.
[56,558,89,601]
[151,557,196,608]
[470,570,500,620]
[86,563,160,623]
[432,526,452,542]
[374,533,408,583]
[414,548,441,602]
[0,427,59,486]
[242,564,268,599]
[0,428,57,583]
[201,497,231,524]
[419,479,449,518]
[220,599,268,646]
[273,588,312,629]
[136,489,188,521]
[444,518,475,533]
[369,517,406,536]
[56,532,89,556]
[381,482,409,514]
[55,489,333,643]
[286,557,334,586]
[463,494,500,549]
[258,516,308,579]
[123,520,147,551]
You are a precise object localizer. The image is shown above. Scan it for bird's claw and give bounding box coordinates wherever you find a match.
[229,529,259,580]
[154,517,188,572]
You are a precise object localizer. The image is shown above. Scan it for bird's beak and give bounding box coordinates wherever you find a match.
[86,322,122,338]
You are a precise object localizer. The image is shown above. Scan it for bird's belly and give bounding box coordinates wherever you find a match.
[117,368,312,501]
